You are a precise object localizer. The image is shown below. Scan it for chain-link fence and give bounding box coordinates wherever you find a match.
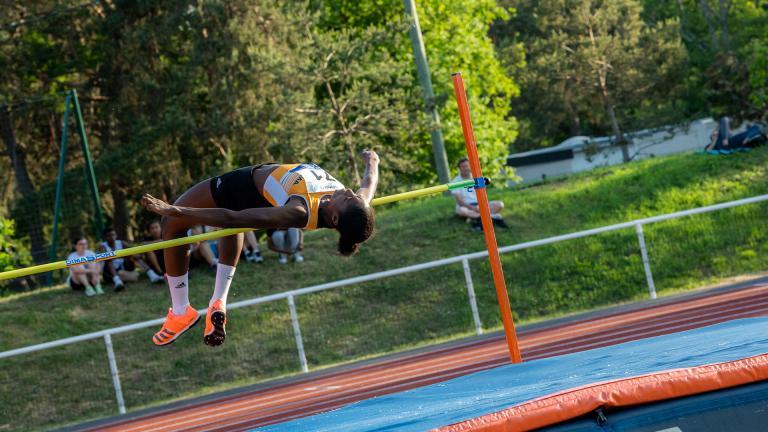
[2,94,103,291]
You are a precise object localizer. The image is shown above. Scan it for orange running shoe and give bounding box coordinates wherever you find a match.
[204,299,227,347]
[153,305,200,346]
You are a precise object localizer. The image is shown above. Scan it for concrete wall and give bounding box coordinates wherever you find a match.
[512,118,719,184]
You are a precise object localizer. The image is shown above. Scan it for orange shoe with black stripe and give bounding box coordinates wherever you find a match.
[204,299,227,347]
[153,305,200,346]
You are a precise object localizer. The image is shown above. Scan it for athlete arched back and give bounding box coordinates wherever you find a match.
[140,150,379,347]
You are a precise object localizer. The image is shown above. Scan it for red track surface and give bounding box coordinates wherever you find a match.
[85,284,768,432]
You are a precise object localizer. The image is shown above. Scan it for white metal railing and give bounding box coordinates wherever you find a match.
[3,192,768,416]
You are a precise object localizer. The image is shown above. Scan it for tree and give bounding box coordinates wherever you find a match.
[640,0,768,119]
[417,0,519,179]
[498,0,688,156]
[314,0,520,182]
[271,22,427,191]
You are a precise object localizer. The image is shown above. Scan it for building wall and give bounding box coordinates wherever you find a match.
[512,118,719,184]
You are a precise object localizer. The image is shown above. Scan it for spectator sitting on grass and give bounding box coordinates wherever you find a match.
[67,236,104,296]
[267,228,304,264]
[188,225,219,270]
[705,116,734,154]
[144,220,166,277]
[101,227,164,290]
[451,157,508,231]
[243,230,264,263]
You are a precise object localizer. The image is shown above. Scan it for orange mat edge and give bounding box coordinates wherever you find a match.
[434,353,768,432]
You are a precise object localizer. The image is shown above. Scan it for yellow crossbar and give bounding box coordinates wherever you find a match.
[0,179,475,281]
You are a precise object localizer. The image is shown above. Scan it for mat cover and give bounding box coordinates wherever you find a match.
[254,317,768,432]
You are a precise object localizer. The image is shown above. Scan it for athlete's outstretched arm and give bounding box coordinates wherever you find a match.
[141,194,308,229]
[356,149,379,205]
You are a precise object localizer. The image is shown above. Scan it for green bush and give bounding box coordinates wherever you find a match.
[0,218,33,291]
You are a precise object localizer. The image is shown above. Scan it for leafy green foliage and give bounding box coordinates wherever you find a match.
[497,0,688,151]
[0,218,32,283]
[417,0,519,179]
[639,0,768,119]
[746,39,768,109]
[269,22,429,190]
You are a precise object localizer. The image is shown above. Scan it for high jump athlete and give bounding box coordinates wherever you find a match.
[141,150,379,347]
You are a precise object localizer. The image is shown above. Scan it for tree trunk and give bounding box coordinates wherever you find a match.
[110,181,130,239]
[565,98,581,136]
[600,89,629,162]
[0,106,48,264]
[718,0,731,52]
[699,0,720,52]
[99,107,129,240]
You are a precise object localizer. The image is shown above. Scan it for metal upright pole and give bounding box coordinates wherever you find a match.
[49,93,72,266]
[636,224,657,299]
[287,295,309,373]
[462,258,483,335]
[403,0,450,184]
[103,334,127,414]
[70,90,104,235]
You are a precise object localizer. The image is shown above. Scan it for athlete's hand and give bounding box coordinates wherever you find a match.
[362,149,379,166]
[141,194,178,216]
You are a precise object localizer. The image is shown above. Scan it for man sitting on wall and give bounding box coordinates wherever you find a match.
[451,157,508,231]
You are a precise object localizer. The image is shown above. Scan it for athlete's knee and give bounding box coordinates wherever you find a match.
[160,216,187,240]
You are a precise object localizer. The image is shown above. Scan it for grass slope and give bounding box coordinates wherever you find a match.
[3,148,768,430]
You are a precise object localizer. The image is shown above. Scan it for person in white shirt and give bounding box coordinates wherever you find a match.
[451,157,508,231]
[101,227,164,290]
[67,236,104,296]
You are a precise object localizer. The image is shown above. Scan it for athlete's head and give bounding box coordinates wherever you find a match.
[327,188,375,256]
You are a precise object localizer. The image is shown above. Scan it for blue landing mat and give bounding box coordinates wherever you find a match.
[254,317,768,432]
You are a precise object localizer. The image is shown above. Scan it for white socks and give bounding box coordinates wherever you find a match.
[166,265,235,315]
[210,264,236,306]
[167,273,190,315]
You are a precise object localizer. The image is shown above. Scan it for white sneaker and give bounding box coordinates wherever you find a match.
[252,250,264,263]
[147,269,164,284]
[278,254,288,264]
[113,275,125,292]
[292,253,304,263]
[85,286,96,297]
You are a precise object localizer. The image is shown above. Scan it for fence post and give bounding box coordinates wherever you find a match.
[70,89,104,236]
[635,223,657,299]
[103,334,126,414]
[287,295,309,373]
[462,258,483,335]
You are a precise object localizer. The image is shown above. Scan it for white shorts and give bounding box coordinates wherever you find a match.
[456,202,478,214]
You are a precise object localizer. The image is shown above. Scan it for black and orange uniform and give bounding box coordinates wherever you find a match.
[210,163,346,229]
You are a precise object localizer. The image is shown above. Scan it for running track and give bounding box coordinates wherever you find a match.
[82,283,768,432]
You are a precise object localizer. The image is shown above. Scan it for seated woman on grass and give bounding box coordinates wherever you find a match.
[141,150,379,347]
[67,236,104,297]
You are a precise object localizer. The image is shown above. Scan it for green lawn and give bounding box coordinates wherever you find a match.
[3,148,768,431]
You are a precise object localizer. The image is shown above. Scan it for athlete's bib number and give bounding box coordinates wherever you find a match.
[291,164,344,193]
